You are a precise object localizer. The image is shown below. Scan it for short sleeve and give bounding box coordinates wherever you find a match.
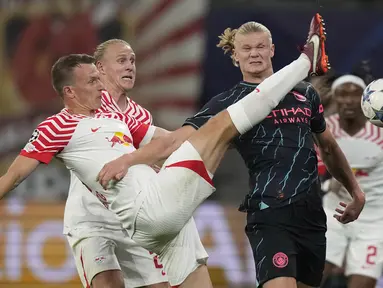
[309,85,326,133]
[20,115,75,163]
[183,92,228,129]
[123,114,153,148]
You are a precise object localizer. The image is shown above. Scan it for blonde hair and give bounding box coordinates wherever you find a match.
[217,22,272,67]
[94,39,131,62]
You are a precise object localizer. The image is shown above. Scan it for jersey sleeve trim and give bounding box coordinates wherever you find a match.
[183,120,202,130]
[312,125,327,134]
[20,113,77,164]
[139,126,156,147]
[20,150,53,164]
[132,123,150,148]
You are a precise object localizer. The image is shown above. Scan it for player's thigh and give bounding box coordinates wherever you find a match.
[348,275,377,288]
[152,217,209,287]
[246,208,297,287]
[294,195,327,288]
[345,235,383,280]
[134,152,214,253]
[92,270,124,288]
[72,236,121,288]
[323,207,348,268]
[178,265,213,288]
[113,230,169,287]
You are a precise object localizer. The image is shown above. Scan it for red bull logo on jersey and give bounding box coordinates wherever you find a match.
[105,132,132,147]
[352,168,369,177]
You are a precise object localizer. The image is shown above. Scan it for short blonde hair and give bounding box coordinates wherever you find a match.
[217,22,272,67]
[94,39,131,62]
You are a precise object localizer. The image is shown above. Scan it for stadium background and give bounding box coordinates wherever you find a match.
[0,0,382,287]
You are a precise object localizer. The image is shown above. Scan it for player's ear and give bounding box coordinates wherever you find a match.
[63,86,75,99]
[270,44,275,58]
[233,49,240,67]
[96,61,106,75]
[233,48,239,63]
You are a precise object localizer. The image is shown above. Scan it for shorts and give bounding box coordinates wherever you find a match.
[135,217,209,286]
[324,206,383,279]
[245,192,327,287]
[69,229,167,287]
[130,141,212,286]
[114,141,215,243]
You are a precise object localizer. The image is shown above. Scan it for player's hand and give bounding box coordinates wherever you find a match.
[333,191,365,224]
[97,155,131,189]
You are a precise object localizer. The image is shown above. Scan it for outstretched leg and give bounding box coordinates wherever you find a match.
[132,13,329,287]
[189,53,312,174]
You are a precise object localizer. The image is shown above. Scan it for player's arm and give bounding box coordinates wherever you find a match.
[310,84,365,223]
[97,99,221,188]
[0,156,40,200]
[1,115,70,198]
[314,129,362,198]
[97,125,195,188]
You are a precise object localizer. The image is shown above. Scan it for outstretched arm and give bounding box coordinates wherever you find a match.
[0,156,40,200]
[315,129,365,223]
[97,126,196,188]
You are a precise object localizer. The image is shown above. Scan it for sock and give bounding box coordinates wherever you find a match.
[227,54,311,134]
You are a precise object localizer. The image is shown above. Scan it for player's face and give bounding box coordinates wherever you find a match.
[334,83,364,120]
[234,32,274,77]
[100,43,136,91]
[71,64,104,110]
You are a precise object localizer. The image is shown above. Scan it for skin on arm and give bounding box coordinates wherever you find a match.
[0,156,40,200]
[315,128,365,223]
[97,125,196,188]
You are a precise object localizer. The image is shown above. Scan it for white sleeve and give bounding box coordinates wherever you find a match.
[139,125,156,147]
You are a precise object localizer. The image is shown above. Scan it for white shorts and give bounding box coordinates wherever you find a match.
[68,229,168,287]
[324,206,383,279]
[115,141,212,286]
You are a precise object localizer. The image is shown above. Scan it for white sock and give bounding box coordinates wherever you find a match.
[227,54,311,134]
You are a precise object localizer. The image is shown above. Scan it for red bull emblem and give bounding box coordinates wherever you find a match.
[352,168,369,177]
[105,132,132,147]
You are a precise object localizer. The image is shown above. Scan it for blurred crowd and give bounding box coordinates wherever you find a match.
[310,60,376,118]
[1,0,129,115]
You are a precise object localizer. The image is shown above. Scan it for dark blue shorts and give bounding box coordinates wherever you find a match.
[245,192,327,287]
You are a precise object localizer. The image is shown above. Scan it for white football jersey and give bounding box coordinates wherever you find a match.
[63,91,154,234]
[24,91,154,234]
[319,114,383,204]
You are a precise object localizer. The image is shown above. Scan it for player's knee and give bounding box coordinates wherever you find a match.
[348,275,377,288]
[91,269,124,288]
[206,110,237,137]
[145,282,170,288]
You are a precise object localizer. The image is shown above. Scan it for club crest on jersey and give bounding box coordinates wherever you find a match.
[28,129,39,143]
[292,91,307,102]
[94,256,106,263]
[105,132,132,147]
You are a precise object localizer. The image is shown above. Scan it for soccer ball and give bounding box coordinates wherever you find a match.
[361,79,383,127]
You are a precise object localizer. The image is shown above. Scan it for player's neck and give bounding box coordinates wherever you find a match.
[105,84,129,111]
[66,107,95,117]
[242,69,273,84]
[339,116,366,136]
